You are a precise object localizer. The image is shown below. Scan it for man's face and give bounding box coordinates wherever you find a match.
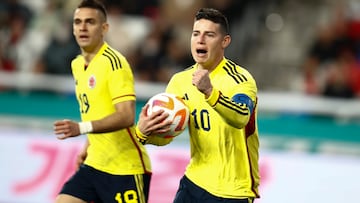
[73,8,107,52]
[191,19,229,69]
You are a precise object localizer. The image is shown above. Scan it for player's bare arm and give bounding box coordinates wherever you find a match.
[76,139,89,170]
[54,100,135,139]
[91,100,135,133]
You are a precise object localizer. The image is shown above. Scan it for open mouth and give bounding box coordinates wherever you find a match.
[196,49,207,54]
[79,35,89,39]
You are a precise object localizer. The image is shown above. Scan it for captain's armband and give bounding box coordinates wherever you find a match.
[232,93,254,114]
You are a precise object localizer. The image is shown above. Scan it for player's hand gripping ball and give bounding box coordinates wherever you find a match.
[146,93,189,138]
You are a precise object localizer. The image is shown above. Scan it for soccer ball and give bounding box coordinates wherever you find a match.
[146,93,189,138]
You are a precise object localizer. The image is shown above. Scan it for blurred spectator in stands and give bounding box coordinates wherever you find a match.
[320,35,360,98]
[0,2,10,71]
[348,61,360,97]
[204,0,261,63]
[132,0,202,83]
[302,4,357,98]
[134,24,192,83]
[347,0,360,61]
[29,1,64,50]
[27,1,77,75]
[160,0,204,29]
[132,20,163,82]
[346,1,360,97]
[104,1,151,59]
[0,0,33,72]
[322,48,356,98]
[204,0,248,24]
[109,0,159,18]
[156,26,193,82]
[33,18,79,75]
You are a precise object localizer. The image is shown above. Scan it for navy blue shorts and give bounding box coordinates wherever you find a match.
[60,164,151,203]
[173,176,254,203]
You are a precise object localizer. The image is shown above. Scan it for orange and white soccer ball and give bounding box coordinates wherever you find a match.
[146,93,189,138]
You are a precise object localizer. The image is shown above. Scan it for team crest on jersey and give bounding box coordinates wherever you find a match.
[88,75,96,89]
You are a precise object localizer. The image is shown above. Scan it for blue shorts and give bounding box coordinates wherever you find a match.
[173,176,254,203]
[60,164,151,203]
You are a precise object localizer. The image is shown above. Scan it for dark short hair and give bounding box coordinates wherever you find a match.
[195,8,230,35]
[77,0,107,20]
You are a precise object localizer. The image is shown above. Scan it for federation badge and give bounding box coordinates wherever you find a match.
[88,75,96,89]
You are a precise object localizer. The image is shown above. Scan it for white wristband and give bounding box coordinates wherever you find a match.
[79,121,93,134]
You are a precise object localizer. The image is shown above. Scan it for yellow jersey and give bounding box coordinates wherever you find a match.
[71,42,151,175]
[166,58,260,198]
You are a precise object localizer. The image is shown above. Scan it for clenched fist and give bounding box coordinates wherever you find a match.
[192,69,213,98]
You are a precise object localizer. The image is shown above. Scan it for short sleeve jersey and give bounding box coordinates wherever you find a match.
[166,58,260,198]
[71,42,151,175]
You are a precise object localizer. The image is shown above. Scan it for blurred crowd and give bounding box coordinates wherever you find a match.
[1,0,360,99]
[0,0,250,84]
[302,1,360,99]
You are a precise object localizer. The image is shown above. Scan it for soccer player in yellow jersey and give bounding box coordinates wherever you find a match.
[53,0,151,203]
[136,8,260,203]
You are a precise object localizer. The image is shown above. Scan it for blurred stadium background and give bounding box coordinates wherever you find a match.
[1,0,360,203]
